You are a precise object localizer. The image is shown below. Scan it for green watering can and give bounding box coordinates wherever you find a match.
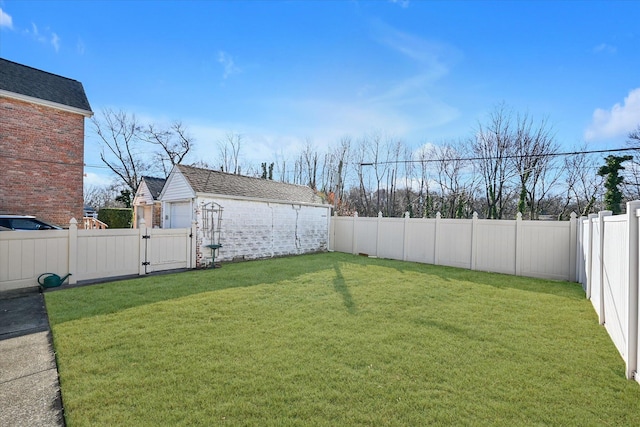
[38,273,72,289]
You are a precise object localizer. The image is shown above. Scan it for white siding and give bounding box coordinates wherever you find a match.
[133,180,154,206]
[161,169,195,201]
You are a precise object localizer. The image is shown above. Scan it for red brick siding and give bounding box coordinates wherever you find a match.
[0,96,85,227]
[153,201,163,228]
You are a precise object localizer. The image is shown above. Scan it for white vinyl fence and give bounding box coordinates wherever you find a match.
[0,218,196,292]
[4,205,640,383]
[330,211,578,281]
[330,203,640,383]
[577,201,640,381]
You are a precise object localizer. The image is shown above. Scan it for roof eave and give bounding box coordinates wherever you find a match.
[0,89,93,117]
[194,191,330,208]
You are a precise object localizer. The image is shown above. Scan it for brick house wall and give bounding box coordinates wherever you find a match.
[0,96,85,227]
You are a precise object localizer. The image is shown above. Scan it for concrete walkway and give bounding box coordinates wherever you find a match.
[0,288,64,426]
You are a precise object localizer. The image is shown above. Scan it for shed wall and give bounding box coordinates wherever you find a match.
[195,197,329,266]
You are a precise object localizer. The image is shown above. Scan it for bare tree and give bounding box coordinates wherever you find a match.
[413,144,435,217]
[143,122,194,178]
[512,114,560,219]
[316,137,352,213]
[401,144,416,216]
[367,133,394,215]
[630,125,640,143]
[301,139,319,189]
[433,141,477,218]
[560,147,603,218]
[472,104,517,219]
[623,125,640,200]
[93,109,149,195]
[84,183,125,210]
[274,149,290,183]
[218,132,242,174]
[353,138,374,215]
[383,138,404,217]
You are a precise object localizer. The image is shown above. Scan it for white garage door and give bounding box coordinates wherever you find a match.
[169,202,192,228]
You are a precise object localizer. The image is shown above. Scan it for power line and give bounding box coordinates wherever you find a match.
[359,146,637,167]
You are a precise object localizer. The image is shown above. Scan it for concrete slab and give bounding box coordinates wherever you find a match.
[0,365,63,427]
[0,291,48,339]
[0,331,56,383]
[0,291,63,426]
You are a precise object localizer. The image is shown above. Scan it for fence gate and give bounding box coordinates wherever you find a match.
[141,227,193,274]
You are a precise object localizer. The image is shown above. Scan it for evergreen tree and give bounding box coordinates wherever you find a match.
[597,155,632,214]
[115,189,132,208]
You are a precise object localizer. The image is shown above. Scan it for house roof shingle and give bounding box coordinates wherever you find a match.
[0,58,92,114]
[177,164,325,205]
[141,176,167,200]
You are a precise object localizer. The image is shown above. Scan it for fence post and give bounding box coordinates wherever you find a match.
[190,220,197,269]
[470,212,478,271]
[138,218,147,276]
[329,211,337,252]
[515,212,523,277]
[577,216,586,287]
[586,213,598,299]
[434,212,441,266]
[598,210,613,325]
[636,207,640,384]
[569,212,578,282]
[403,211,410,261]
[376,211,382,258]
[625,201,640,379]
[352,212,358,255]
[68,218,78,285]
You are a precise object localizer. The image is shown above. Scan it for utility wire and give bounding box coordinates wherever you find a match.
[360,146,637,166]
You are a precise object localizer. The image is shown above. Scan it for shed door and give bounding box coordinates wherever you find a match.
[170,202,191,228]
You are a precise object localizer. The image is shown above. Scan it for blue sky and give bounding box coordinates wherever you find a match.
[1,0,639,187]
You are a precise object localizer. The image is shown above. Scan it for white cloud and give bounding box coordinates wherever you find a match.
[389,0,410,8]
[0,8,13,29]
[217,51,240,79]
[370,19,461,80]
[77,38,85,55]
[23,22,61,51]
[83,171,113,188]
[51,32,60,52]
[28,22,40,38]
[593,43,616,54]
[360,20,460,134]
[585,88,640,141]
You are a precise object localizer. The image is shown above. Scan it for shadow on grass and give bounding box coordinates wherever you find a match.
[45,252,584,326]
[332,262,357,314]
[338,253,585,301]
[45,253,353,325]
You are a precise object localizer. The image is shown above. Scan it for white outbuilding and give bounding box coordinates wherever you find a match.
[159,164,331,267]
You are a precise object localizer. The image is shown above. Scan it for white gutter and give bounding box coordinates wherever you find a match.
[194,191,330,209]
[0,90,93,117]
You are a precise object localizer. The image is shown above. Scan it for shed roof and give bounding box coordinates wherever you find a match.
[176,164,325,205]
[141,176,167,200]
[0,58,92,115]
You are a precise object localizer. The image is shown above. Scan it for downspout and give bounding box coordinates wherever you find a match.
[269,203,275,258]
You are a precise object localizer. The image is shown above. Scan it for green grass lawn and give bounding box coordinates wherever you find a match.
[46,252,640,426]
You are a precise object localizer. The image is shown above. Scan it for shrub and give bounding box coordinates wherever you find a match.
[98,208,132,228]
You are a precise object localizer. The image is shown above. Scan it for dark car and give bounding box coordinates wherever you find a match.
[0,215,63,230]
